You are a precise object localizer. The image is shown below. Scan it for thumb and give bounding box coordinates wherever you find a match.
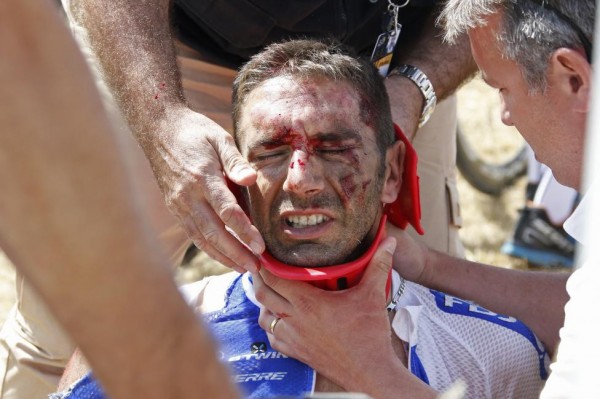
[216,138,256,186]
[361,236,396,292]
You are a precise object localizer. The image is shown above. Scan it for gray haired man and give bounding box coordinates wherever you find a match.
[256,1,598,397]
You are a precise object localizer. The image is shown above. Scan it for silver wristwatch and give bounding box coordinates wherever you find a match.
[388,64,437,127]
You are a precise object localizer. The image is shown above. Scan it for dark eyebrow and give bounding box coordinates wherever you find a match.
[312,130,363,143]
[250,129,363,150]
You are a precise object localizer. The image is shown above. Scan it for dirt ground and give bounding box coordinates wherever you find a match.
[0,77,532,325]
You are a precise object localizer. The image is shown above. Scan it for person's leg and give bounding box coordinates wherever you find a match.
[0,274,73,398]
[525,144,546,200]
[502,167,577,268]
[405,95,464,257]
[533,169,578,225]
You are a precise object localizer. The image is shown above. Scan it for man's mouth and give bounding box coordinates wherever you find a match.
[285,214,330,228]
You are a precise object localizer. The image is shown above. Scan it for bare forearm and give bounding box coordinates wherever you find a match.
[396,13,476,101]
[387,12,477,137]
[67,0,264,271]
[423,250,569,354]
[68,0,186,143]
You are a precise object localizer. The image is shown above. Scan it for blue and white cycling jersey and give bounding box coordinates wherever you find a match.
[54,272,548,399]
[391,280,548,398]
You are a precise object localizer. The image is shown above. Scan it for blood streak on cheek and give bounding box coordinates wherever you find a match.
[340,175,372,206]
[356,178,372,205]
[339,174,358,204]
[347,152,361,170]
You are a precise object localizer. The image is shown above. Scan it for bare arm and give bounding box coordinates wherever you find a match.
[386,11,477,137]
[0,2,238,398]
[388,224,569,356]
[423,251,568,356]
[66,0,264,271]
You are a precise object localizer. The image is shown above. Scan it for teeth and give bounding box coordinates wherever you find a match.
[286,214,329,228]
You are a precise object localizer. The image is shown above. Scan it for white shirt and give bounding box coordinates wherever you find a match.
[541,192,600,398]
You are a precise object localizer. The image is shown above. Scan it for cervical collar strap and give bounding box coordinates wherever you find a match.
[260,215,389,292]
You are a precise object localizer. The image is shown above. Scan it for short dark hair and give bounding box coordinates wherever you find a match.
[232,39,395,154]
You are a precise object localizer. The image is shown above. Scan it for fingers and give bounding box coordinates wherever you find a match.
[202,136,265,256]
[386,222,427,283]
[170,130,264,271]
[215,134,257,186]
[178,213,243,273]
[179,200,259,273]
[257,268,320,301]
[258,308,296,358]
[258,308,285,337]
[252,271,292,316]
[359,237,397,301]
[368,236,396,277]
[198,170,264,253]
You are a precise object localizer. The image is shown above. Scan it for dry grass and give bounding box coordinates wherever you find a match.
[0,77,532,324]
[455,77,529,269]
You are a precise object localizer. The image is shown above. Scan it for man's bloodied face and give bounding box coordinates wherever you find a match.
[236,75,388,266]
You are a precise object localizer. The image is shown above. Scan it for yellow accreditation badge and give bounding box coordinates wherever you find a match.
[370,0,408,77]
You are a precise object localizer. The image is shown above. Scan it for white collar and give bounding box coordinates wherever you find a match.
[242,270,405,309]
[564,193,589,245]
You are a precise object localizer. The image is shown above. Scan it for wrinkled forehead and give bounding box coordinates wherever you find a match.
[236,75,372,152]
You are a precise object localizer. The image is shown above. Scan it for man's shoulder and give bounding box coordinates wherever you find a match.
[180,271,241,313]
[397,283,548,396]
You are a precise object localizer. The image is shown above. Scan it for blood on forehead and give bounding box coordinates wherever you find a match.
[240,76,378,162]
[300,79,377,130]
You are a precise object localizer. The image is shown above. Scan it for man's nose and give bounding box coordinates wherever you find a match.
[282,150,324,196]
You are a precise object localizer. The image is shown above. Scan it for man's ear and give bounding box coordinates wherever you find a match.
[380,140,405,204]
[550,48,592,113]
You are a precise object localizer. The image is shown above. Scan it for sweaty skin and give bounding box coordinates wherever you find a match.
[237,76,385,267]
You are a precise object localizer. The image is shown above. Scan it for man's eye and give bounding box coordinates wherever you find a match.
[254,150,288,161]
[317,147,353,155]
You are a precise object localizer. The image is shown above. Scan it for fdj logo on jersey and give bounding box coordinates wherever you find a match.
[431,290,518,325]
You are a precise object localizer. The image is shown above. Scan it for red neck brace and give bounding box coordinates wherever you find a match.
[231,124,423,292]
[260,215,389,291]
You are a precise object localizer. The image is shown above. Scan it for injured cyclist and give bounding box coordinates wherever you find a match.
[54,39,549,399]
